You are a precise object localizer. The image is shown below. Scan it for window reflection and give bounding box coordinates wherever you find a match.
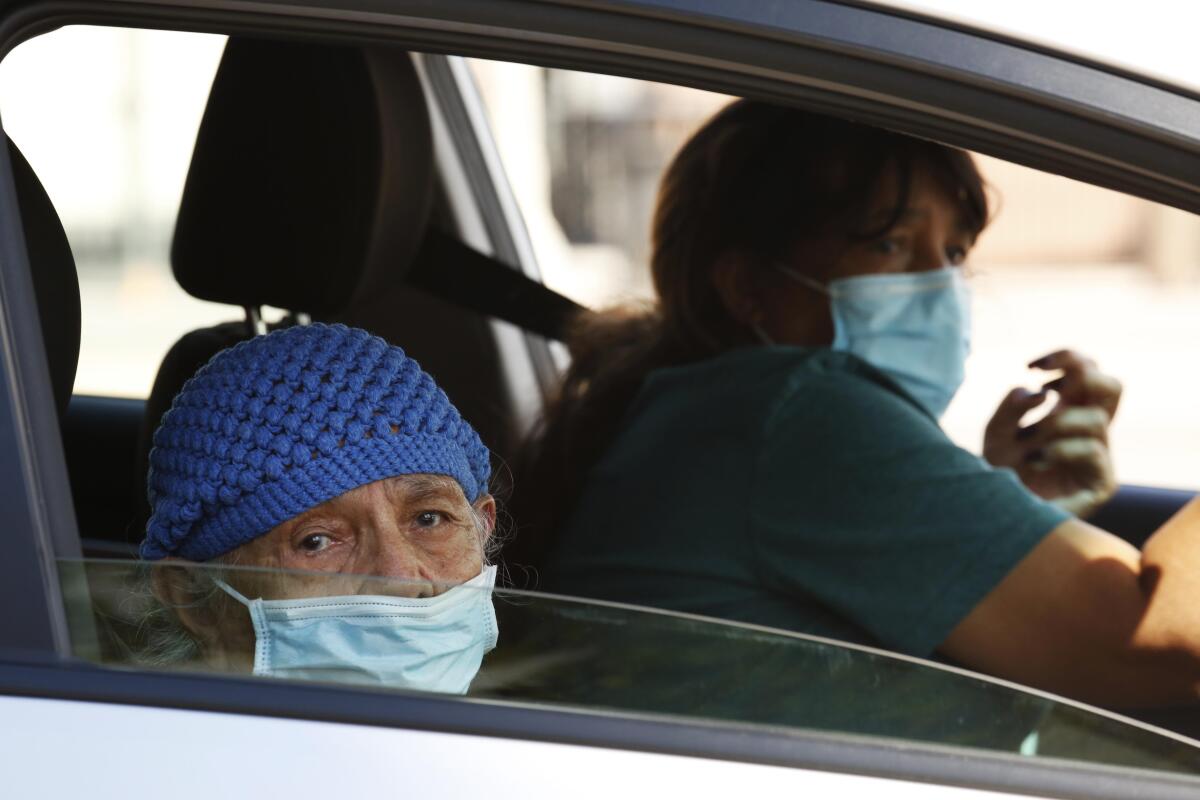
[61,558,1200,776]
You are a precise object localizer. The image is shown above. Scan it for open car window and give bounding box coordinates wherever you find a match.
[62,557,1200,776]
[469,58,1200,493]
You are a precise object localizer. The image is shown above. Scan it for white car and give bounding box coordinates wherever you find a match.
[1,2,1199,797]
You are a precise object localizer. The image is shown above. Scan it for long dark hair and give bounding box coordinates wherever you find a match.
[507,100,988,574]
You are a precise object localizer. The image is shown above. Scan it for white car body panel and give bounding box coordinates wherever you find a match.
[0,695,1049,799]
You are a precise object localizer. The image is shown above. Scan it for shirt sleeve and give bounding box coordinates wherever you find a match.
[750,362,1070,657]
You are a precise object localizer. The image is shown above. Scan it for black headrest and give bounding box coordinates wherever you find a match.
[10,138,80,419]
[171,38,433,315]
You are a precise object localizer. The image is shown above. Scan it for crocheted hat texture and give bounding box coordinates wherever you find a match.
[141,323,490,561]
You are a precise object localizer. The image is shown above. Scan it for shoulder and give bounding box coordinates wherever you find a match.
[740,347,935,439]
[632,346,932,448]
[652,346,912,404]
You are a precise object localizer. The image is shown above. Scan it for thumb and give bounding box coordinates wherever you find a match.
[987,387,1048,434]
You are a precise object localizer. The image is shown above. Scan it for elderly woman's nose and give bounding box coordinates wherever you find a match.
[368,535,433,595]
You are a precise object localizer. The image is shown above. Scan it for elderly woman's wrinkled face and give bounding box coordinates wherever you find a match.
[237,474,492,592]
[158,474,495,671]
[231,474,495,601]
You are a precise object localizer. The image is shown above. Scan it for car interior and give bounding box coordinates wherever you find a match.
[48,36,581,559]
[14,32,1197,575]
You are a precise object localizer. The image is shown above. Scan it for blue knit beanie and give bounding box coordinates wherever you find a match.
[141,323,491,561]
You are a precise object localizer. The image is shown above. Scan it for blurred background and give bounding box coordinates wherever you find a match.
[1,27,1197,488]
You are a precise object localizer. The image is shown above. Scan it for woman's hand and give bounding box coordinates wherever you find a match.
[983,350,1122,518]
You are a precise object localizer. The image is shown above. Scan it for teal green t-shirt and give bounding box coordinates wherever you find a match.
[542,346,1069,657]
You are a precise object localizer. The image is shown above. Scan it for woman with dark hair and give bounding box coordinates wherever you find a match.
[513,100,1200,708]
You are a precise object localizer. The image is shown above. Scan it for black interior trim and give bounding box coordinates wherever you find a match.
[3,656,1200,799]
[408,229,585,342]
[0,129,81,656]
[63,395,143,545]
[1088,485,1197,549]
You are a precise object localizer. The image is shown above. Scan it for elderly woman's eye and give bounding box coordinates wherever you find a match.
[415,511,444,528]
[297,532,333,553]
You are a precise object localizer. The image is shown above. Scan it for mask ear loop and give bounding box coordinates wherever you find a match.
[751,263,836,346]
[773,262,832,296]
[213,577,272,674]
[214,578,253,608]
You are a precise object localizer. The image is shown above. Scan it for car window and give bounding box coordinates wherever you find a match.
[468,59,1200,492]
[6,20,1199,786]
[61,557,1200,776]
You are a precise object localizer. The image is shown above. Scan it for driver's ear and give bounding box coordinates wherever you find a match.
[473,494,497,544]
[710,252,763,327]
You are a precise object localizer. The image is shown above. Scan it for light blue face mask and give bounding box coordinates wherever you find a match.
[217,565,498,695]
[775,265,971,418]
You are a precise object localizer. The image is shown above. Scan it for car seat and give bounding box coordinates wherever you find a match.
[134,36,437,528]
[135,37,582,533]
[10,137,80,421]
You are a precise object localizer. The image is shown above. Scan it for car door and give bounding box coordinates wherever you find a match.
[1,2,1200,798]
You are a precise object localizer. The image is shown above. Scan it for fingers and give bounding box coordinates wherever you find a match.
[985,387,1049,437]
[1042,370,1123,417]
[1027,436,1117,517]
[1029,349,1122,418]
[1029,436,1110,471]
[1028,349,1095,373]
[1018,406,1111,448]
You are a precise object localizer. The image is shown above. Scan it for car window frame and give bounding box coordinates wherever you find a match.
[0,127,79,657]
[1,3,1200,797]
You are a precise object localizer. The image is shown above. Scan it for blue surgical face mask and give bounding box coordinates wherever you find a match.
[217,565,498,695]
[775,265,971,418]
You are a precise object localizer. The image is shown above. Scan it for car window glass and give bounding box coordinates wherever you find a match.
[61,557,1200,777]
[468,59,1200,491]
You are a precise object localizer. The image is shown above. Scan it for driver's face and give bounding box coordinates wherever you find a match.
[755,162,977,347]
[229,474,494,599]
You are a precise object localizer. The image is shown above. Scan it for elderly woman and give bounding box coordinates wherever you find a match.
[137,323,498,694]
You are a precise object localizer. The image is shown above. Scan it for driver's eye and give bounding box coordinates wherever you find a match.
[869,237,902,255]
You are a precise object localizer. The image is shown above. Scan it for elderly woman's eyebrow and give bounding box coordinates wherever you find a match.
[391,475,461,504]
